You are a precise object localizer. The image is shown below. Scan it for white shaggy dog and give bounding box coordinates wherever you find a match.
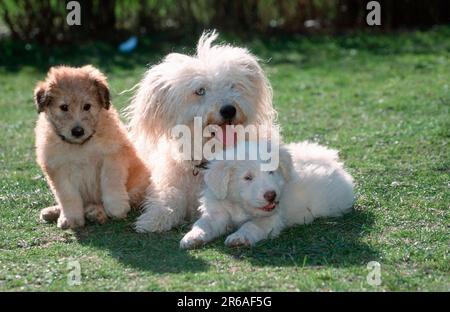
[127,31,276,232]
[180,141,355,249]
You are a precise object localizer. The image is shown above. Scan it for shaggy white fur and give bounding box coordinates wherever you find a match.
[126,31,276,232]
[180,140,355,249]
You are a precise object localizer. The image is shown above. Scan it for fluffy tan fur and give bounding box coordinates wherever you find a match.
[34,65,150,229]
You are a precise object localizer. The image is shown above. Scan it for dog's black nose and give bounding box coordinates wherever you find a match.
[220,105,236,120]
[264,191,277,203]
[71,126,85,138]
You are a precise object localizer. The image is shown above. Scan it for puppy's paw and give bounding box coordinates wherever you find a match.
[225,232,253,247]
[57,214,85,230]
[85,204,107,224]
[40,205,60,223]
[103,199,130,219]
[180,229,207,249]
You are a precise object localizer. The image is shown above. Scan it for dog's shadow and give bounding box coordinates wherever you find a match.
[75,206,377,272]
[207,206,379,268]
[74,212,210,274]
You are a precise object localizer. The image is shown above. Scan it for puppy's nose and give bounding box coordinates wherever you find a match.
[71,126,85,138]
[264,191,277,203]
[220,105,236,121]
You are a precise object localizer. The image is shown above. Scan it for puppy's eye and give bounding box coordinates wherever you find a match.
[244,174,253,181]
[230,83,236,89]
[83,103,91,111]
[60,104,68,112]
[268,171,275,175]
[195,87,206,96]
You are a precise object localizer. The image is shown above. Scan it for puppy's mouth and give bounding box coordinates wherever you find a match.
[58,132,95,145]
[259,201,278,212]
[209,121,238,146]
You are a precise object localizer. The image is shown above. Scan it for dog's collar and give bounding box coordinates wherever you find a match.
[192,161,209,176]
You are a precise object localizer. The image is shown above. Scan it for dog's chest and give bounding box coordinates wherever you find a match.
[77,163,102,204]
[229,206,251,226]
[50,146,103,171]
[48,146,104,202]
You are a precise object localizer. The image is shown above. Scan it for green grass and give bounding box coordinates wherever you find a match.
[0,27,449,291]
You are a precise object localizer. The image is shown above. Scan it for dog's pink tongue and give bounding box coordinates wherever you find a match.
[217,124,237,146]
[261,203,276,211]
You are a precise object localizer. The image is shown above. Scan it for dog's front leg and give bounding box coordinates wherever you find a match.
[180,210,231,249]
[225,214,285,247]
[50,174,85,229]
[101,156,130,219]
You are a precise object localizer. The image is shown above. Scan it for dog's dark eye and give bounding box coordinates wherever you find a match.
[83,103,91,111]
[268,171,275,175]
[60,104,69,112]
[244,174,253,181]
[195,87,206,96]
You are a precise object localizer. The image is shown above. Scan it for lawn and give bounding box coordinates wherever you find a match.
[0,27,449,291]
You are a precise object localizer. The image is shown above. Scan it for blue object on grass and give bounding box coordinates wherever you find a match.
[118,36,138,53]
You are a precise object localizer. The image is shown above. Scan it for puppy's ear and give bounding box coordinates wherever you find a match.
[95,79,111,110]
[83,65,111,110]
[204,162,231,200]
[278,146,293,181]
[34,81,50,113]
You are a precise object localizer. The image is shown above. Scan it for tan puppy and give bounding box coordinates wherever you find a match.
[34,65,150,229]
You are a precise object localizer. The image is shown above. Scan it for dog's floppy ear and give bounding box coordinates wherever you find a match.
[83,65,111,110]
[278,146,293,181]
[204,161,231,200]
[238,54,274,126]
[126,64,174,142]
[95,79,111,110]
[34,81,50,113]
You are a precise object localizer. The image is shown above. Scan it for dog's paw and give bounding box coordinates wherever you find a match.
[85,204,107,224]
[134,206,180,233]
[180,229,207,249]
[40,205,60,223]
[103,199,130,219]
[135,219,174,233]
[225,232,253,247]
[57,214,85,230]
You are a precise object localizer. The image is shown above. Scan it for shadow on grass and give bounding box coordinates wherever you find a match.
[74,212,210,274]
[75,207,376,271]
[209,207,379,268]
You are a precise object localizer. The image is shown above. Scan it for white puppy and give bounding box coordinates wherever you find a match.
[180,141,355,249]
[127,31,276,232]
